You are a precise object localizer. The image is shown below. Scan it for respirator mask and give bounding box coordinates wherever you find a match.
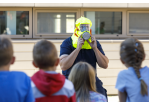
[80,24,91,40]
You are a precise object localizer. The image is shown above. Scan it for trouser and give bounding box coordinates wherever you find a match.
[96,76,108,101]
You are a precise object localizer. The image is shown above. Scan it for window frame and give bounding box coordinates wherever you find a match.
[127,11,149,36]
[0,8,32,38]
[81,8,127,39]
[33,8,80,39]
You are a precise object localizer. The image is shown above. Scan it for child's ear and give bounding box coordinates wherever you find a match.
[11,56,15,65]
[120,58,125,64]
[32,61,38,68]
[55,58,60,66]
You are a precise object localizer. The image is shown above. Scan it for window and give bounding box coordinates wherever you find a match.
[33,8,80,38]
[0,8,32,38]
[127,11,149,35]
[84,11,122,35]
[37,13,76,34]
[0,11,29,35]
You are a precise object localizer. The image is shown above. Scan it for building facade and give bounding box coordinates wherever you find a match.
[1,3,149,95]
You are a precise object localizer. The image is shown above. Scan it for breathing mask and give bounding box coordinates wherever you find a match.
[80,24,91,40]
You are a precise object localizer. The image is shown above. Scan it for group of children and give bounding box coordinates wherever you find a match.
[0,35,149,102]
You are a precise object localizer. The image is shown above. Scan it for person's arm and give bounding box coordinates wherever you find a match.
[60,35,84,71]
[60,48,80,71]
[93,47,109,69]
[87,36,109,69]
[118,91,127,102]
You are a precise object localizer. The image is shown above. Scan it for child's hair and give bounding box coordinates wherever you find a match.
[0,35,13,67]
[68,62,96,102]
[33,39,57,69]
[120,37,148,96]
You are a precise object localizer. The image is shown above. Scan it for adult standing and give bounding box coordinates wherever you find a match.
[59,17,109,99]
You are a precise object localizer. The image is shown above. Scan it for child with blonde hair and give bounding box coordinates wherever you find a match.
[69,62,107,102]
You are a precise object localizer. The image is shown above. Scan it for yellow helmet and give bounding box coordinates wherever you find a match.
[75,16,92,30]
[71,16,93,49]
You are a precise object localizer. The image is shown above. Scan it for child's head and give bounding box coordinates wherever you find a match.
[0,35,15,69]
[33,39,59,70]
[68,62,96,102]
[120,37,145,67]
[120,37,148,96]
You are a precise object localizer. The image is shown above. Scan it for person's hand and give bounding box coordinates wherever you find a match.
[87,36,97,50]
[77,35,85,51]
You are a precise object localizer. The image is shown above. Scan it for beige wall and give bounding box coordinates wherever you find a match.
[10,40,149,95]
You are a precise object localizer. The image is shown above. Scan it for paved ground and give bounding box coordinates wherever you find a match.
[108,96,119,102]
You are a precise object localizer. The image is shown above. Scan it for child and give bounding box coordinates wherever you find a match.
[116,38,149,102]
[68,62,107,102]
[31,39,76,102]
[0,35,34,102]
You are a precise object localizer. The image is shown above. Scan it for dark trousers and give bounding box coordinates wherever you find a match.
[96,76,108,101]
